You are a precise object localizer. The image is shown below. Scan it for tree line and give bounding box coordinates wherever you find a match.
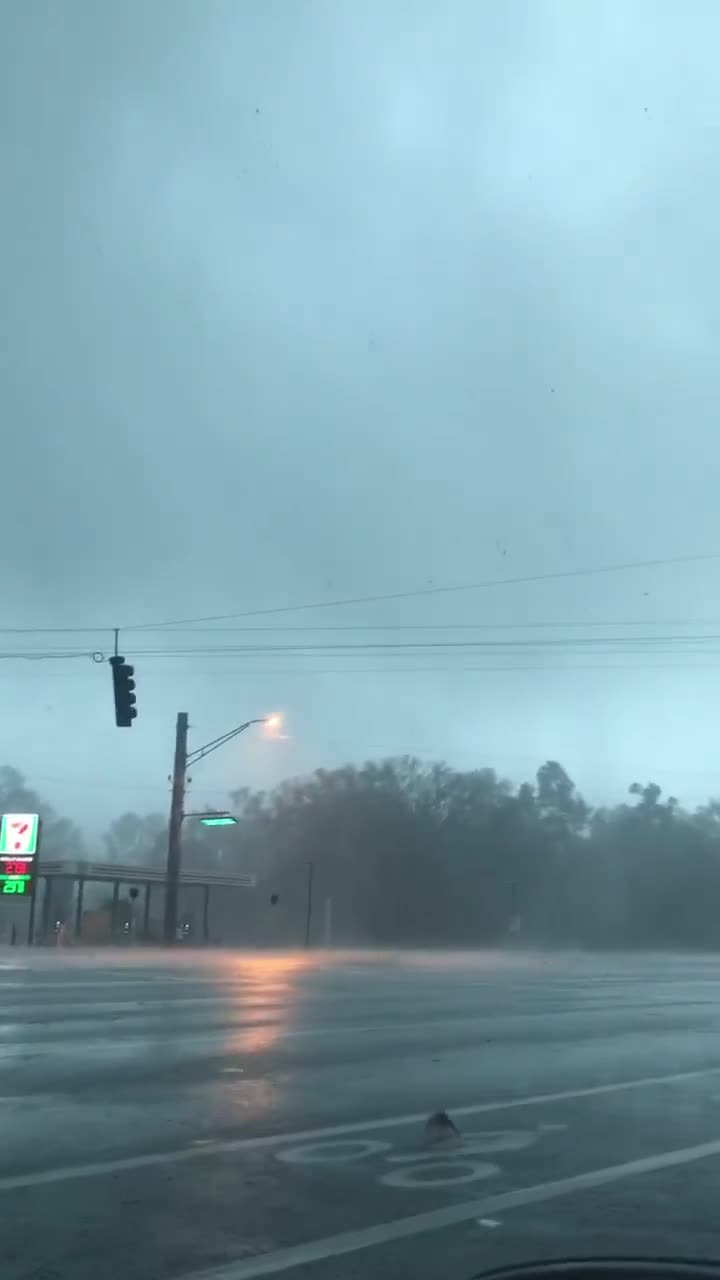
[3,758,720,947]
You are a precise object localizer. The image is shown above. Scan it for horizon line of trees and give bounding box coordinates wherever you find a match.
[3,759,720,947]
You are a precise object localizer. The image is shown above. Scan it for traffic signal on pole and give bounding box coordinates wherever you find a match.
[109,655,137,727]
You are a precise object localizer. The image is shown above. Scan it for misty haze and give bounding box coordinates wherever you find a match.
[4,3,720,1280]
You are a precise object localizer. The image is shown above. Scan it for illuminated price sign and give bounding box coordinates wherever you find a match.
[0,815,39,898]
[2,878,28,895]
[0,814,39,857]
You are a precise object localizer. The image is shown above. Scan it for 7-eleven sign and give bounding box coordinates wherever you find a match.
[0,814,39,857]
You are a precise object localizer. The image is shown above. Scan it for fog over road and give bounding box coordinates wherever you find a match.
[3,949,720,1280]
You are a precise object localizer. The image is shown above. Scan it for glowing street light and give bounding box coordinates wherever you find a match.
[164,710,285,944]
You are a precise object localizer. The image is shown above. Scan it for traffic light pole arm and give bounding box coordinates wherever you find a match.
[185,719,267,767]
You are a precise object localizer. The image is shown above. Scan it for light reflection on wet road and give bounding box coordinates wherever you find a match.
[2,949,720,1280]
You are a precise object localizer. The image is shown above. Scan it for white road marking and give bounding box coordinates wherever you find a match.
[0,987,710,1027]
[276,1139,392,1165]
[0,995,288,1018]
[0,1015,581,1065]
[456,1130,538,1154]
[0,1002,714,1064]
[0,1065,715,1191]
[379,1158,500,1188]
[478,1218,502,1228]
[386,1131,538,1162]
[0,979,218,990]
[181,1135,720,1280]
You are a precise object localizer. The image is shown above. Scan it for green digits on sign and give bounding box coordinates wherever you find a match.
[2,879,25,894]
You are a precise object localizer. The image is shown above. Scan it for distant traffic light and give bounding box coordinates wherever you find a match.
[270,893,279,906]
[109,655,137,727]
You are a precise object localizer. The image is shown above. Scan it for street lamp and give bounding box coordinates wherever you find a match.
[163,713,280,944]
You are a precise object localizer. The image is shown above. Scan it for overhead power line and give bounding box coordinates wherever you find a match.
[0,650,97,661]
[7,664,720,683]
[8,631,720,662]
[4,551,720,636]
[118,634,720,650]
[5,615,720,635]
[116,617,720,632]
[124,551,720,630]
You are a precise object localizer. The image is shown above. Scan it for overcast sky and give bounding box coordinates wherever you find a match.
[3,0,720,836]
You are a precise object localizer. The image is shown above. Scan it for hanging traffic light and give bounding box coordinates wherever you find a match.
[109,655,138,727]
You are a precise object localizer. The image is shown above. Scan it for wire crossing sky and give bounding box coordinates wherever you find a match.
[4,0,720,829]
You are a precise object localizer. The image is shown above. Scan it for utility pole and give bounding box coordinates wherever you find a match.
[323,896,333,947]
[162,710,278,945]
[164,712,188,944]
[304,859,314,948]
[26,817,42,947]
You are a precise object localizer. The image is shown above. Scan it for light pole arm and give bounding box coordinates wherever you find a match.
[186,719,266,767]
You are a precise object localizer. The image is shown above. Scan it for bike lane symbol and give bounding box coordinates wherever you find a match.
[275,1127,543,1190]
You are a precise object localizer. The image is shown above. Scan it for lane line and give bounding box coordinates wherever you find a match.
[0,980,313,993]
[0,1006,711,1063]
[0,1065,716,1191]
[181,1135,720,1280]
[0,980,717,1009]
[0,1016,487,1061]
[0,996,288,1016]
[0,996,707,1022]
[1,972,719,993]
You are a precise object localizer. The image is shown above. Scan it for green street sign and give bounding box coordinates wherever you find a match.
[200,816,237,827]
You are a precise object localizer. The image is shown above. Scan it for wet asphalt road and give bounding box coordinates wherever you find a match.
[3,949,720,1280]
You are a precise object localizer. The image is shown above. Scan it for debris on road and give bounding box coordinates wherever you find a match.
[424,1110,462,1148]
